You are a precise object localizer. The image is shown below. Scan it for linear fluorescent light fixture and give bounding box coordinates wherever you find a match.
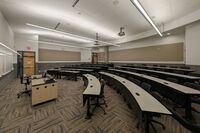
[0,42,21,55]
[130,0,163,37]
[28,40,91,49]
[26,23,120,47]
[0,52,12,56]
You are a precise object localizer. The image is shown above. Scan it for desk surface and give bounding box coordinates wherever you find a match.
[117,66,200,80]
[100,72,171,115]
[32,78,46,86]
[83,74,101,95]
[68,69,93,72]
[32,78,56,86]
[124,65,194,72]
[60,70,80,73]
[31,74,43,79]
[110,69,200,95]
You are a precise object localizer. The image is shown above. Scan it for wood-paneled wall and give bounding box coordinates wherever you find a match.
[109,43,184,61]
[39,49,81,61]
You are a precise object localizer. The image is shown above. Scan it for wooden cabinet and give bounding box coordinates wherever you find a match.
[92,53,98,64]
[17,51,35,77]
[32,79,58,105]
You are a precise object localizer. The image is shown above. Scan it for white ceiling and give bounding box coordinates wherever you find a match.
[0,0,200,47]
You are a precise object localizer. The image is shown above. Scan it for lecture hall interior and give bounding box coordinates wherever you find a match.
[1,0,200,133]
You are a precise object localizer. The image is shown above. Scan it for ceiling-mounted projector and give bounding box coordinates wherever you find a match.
[118,27,125,36]
[94,33,100,45]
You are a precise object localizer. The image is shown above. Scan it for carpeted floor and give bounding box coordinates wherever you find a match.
[0,78,197,133]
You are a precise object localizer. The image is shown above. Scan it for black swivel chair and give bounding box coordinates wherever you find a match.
[128,77,141,85]
[165,104,200,133]
[166,77,179,83]
[91,79,107,115]
[139,82,166,132]
[17,76,31,98]
[141,82,152,92]
[180,66,190,69]
[173,70,184,74]
[183,82,200,113]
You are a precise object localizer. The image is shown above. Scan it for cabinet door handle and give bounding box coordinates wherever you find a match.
[36,88,39,90]
[45,86,47,88]
[52,84,54,87]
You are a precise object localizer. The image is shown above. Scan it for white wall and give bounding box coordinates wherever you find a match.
[39,43,82,52]
[14,34,39,62]
[110,34,185,51]
[185,22,200,65]
[0,12,14,49]
[109,34,185,64]
[81,49,92,62]
[0,11,15,76]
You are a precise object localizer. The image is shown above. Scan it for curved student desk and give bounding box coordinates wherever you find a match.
[47,69,80,81]
[109,69,200,120]
[116,66,200,83]
[59,70,80,81]
[83,74,101,119]
[61,68,94,74]
[99,72,171,133]
[47,69,60,78]
[122,65,194,74]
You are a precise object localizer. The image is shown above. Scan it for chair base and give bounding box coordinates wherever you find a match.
[17,90,31,98]
[91,98,107,115]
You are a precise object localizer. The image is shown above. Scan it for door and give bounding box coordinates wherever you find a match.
[23,56,35,75]
[92,53,98,64]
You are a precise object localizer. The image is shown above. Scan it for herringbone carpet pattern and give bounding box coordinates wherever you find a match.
[0,78,197,133]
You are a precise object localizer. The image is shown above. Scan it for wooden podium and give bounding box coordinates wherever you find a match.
[31,78,58,105]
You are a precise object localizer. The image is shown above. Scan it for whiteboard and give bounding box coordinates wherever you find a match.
[0,51,14,77]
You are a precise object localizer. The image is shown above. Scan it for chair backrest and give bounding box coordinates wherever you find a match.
[159,65,166,67]
[43,70,48,77]
[120,74,126,78]
[170,66,178,68]
[180,66,190,69]
[21,76,31,85]
[189,72,200,77]
[173,70,184,75]
[166,77,179,83]
[184,82,200,91]
[150,74,159,78]
[141,82,151,92]
[128,77,141,85]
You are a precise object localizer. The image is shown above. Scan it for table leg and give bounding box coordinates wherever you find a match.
[185,97,192,120]
[85,97,92,119]
[144,113,150,133]
[75,74,77,81]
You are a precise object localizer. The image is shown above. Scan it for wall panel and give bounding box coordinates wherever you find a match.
[39,49,81,61]
[109,43,183,61]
